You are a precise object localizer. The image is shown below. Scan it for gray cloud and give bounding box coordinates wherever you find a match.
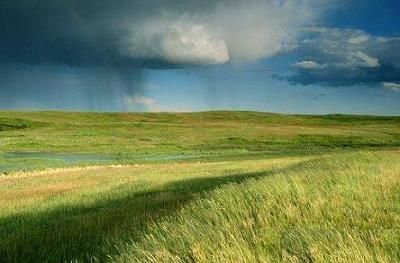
[0,0,326,68]
[286,27,400,87]
[383,82,400,92]
[0,0,331,110]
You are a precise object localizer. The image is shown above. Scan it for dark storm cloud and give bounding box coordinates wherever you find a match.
[286,27,400,87]
[0,0,328,110]
[0,0,224,109]
[0,0,207,67]
[0,0,325,67]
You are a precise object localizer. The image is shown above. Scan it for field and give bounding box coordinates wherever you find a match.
[0,111,399,262]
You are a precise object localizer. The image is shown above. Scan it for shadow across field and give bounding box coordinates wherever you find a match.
[0,162,306,263]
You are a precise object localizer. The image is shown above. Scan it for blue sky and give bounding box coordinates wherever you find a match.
[325,0,400,36]
[142,64,400,115]
[0,0,399,114]
[140,0,400,115]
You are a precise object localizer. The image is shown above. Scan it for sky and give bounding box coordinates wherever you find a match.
[0,0,399,115]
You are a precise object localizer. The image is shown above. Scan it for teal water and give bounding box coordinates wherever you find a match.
[0,150,274,173]
[0,152,209,173]
[0,152,116,173]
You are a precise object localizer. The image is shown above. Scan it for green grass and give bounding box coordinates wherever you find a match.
[115,152,400,263]
[0,157,306,262]
[0,111,399,172]
[0,111,399,262]
[0,116,44,131]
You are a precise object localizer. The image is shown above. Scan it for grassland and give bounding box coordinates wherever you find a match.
[0,111,399,262]
[0,111,399,172]
[115,152,400,263]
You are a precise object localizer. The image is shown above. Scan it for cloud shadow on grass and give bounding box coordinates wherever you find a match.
[0,161,307,262]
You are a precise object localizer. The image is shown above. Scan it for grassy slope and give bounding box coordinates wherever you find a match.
[1,152,399,262]
[115,152,400,263]
[0,111,399,262]
[0,157,306,262]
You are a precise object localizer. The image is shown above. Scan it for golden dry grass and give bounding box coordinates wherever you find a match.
[0,156,307,262]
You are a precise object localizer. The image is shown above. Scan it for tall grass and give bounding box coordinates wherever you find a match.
[114,152,400,263]
[0,111,399,262]
[0,157,304,262]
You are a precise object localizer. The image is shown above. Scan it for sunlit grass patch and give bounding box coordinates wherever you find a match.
[0,157,306,262]
[114,152,400,263]
[0,111,399,262]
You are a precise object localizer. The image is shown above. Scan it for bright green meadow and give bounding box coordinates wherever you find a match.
[0,111,399,262]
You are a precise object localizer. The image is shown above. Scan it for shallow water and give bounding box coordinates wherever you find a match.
[0,151,209,173]
[0,152,115,173]
[2,152,113,162]
[0,150,260,173]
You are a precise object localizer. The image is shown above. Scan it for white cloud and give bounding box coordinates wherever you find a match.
[121,19,229,65]
[300,28,382,69]
[348,51,380,68]
[123,95,157,110]
[120,0,327,66]
[286,27,400,86]
[383,82,400,92]
[293,60,326,69]
[348,34,369,45]
[212,0,320,64]
[122,95,194,112]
